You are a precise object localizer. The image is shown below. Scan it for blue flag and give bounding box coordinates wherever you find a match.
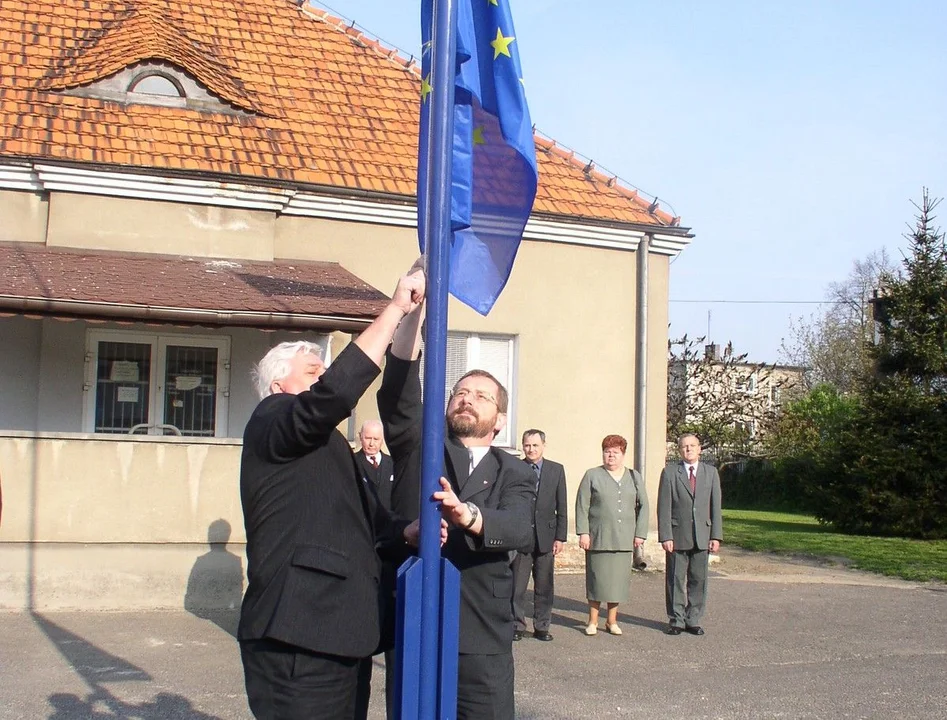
[418,0,538,315]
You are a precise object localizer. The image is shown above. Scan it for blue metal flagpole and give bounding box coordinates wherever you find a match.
[417,0,458,718]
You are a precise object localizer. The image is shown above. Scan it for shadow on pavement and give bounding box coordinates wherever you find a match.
[33,612,221,719]
[544,589,669,633]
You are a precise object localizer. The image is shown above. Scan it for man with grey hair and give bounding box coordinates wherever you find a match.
[354,419,394,511]
[657,433,723,637]
[238,262,431,720]
[352,418,396,720]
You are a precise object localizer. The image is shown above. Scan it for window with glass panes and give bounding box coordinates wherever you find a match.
[84,330,230,437]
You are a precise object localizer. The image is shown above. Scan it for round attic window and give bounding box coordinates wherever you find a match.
[128,73,184,97]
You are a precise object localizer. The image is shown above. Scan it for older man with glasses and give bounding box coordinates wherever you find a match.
[378,302,535,720]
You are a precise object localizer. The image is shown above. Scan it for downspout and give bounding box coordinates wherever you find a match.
[634,233,649,473]
[633,233,650,570]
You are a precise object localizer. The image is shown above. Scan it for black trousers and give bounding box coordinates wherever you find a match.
[511,549,555,632]
[456,652,514,720]
[240,638,361,720]
[354,649,395,720]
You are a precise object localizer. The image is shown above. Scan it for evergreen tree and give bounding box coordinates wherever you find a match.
[873,191,947,388]
[820,191,947,538]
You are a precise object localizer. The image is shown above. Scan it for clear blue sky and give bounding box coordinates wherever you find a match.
[310,0,947,362]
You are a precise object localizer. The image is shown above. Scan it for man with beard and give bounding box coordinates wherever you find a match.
[378,300,535,720]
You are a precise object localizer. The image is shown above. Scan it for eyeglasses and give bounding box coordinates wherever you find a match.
[451,388,498,406]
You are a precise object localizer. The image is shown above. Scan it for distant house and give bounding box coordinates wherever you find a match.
[0,0,693,609]
[668,343,805,457]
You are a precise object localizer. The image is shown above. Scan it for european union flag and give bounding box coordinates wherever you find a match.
[418,0,538,315]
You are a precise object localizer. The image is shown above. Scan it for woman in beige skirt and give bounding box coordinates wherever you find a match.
[575,434,649,636]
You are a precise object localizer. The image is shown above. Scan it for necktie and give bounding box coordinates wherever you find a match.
[531,463,540,490]
[370,455,378,469]
[468,449,475,476]
[689,465,696,495]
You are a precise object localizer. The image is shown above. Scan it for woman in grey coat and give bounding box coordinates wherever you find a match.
[575,434,649,636]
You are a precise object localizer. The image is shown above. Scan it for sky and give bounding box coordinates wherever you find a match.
[309,0,947,362]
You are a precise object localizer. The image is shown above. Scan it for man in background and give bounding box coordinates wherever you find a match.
[512,429,567,642]
[352,418,397,720]
[354,419,395,512]
[657,433,722,636]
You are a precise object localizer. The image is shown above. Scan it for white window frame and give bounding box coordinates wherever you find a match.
[83,329,231,437]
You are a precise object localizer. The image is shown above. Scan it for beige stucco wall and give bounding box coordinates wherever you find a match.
[0,433,246,610]
[0,189,48,244]
[45,193,276,260]
[0,433,244,544]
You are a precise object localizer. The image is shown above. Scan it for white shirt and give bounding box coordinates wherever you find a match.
[468,446,490,472]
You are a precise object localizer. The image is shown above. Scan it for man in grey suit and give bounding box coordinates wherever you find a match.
[657,433,722,636]
[512,429,568,642]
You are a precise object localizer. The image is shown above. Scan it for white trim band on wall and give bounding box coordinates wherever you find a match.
[0,160,692,256]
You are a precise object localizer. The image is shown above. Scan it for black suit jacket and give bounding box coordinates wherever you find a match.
[525,459,568,554]
[238,344,407,658]
[378,352,535,655]
[354,450,395,511]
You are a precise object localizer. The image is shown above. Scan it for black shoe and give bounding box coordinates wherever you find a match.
[513,630,525,641]
[685,626,705,636]
[533,630,553,641]
[665,625,683,636]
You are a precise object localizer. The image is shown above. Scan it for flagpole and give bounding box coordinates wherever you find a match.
[418,0,458,717]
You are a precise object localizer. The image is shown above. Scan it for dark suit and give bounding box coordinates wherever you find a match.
[238,344,407,720]
[352,449,396,720]
[511,458,567,633]
[378,353,535,720]
[354,450,395,512]
[657,461,723,629]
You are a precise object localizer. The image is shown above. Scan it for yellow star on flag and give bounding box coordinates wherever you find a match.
[486,0,498,5]
[490,28,515,60]
[421,74,433,102]
[473,126,487,146]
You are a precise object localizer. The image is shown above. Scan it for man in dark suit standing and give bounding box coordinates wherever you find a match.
[657,433,723,637]
[353,419,395,511]
[378,299,535,720]
[238,263,428,720]
[511,429,567,642]
[352,418,396,720]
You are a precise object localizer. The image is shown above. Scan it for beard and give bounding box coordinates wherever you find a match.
[447,406,496,439]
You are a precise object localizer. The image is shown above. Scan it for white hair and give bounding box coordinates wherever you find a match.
[359,419,384,437]
[253,341,323,400]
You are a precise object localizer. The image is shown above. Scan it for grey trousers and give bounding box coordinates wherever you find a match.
[511,549,555,632]
[665,548,710,628]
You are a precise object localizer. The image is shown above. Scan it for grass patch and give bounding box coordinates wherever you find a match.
[722,508,947,583]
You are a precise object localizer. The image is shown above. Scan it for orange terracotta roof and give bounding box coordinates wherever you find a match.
[0,0,680,227]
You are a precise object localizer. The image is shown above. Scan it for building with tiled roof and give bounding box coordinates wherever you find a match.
[0,0,693,611]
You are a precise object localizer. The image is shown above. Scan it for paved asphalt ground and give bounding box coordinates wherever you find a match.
[2,550,945,719]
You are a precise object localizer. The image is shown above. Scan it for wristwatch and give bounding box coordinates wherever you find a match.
[463,502,480,530]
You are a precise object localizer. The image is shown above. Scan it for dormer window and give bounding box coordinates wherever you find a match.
[128,72,184,98]
[59,60,251,115]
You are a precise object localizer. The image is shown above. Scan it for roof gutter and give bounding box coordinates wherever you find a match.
[0,295,375,332]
